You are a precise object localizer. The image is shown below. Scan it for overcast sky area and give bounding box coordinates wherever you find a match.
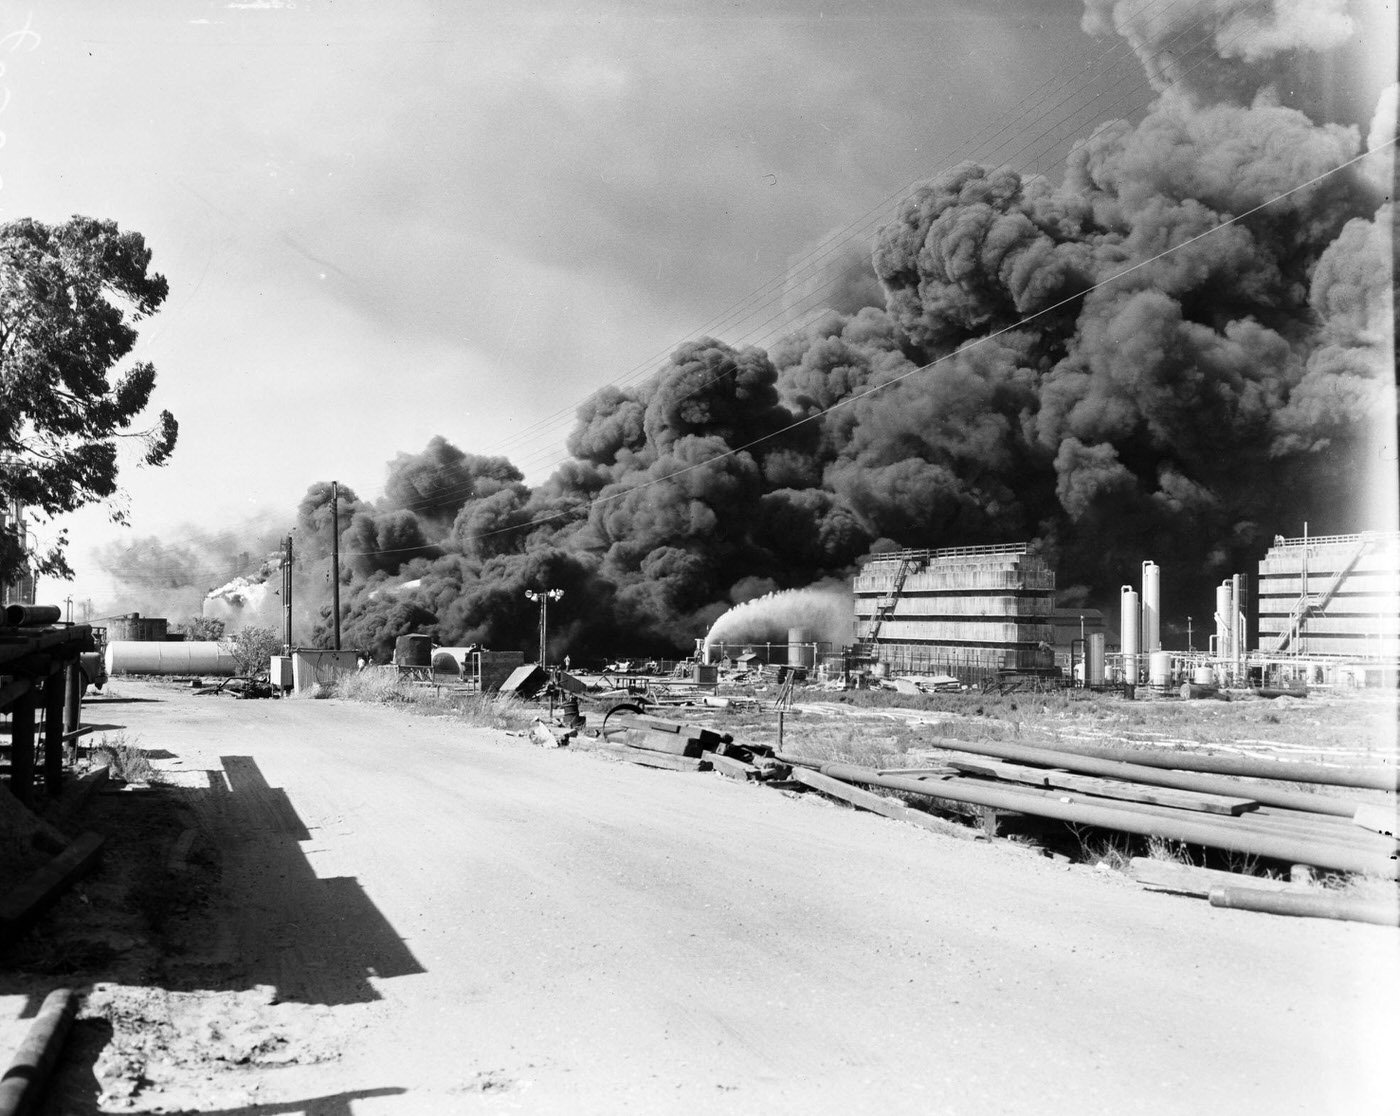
[2,0,1395,615]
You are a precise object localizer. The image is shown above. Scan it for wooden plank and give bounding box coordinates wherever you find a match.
[793,769,983,842]
[1046,772,1258,816]
[620,729,705,757]
[949,759,1259,815]
[948,758,1056,785]
[1352,804,1397,837]
[0,832,107,946]
[702,751,759,781]
[1128,856,1297,898]
[611,715,730,746]
[591,744,710,772]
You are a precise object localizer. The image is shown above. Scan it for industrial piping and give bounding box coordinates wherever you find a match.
[920,736,1370,817]
[810,761,1398,878]
[976,738,1400,792]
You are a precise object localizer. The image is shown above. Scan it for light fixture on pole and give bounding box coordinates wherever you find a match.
[525,588,564,666]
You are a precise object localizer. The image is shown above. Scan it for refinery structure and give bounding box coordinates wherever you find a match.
[851,544,1056,683]
[849,531,1400,691]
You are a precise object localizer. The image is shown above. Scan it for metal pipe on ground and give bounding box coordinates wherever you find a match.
[922,737,1368,818]
[814,762,1399,879]
[965,737,1399,792]
[2,604,62,628]
[0,987,77,1116]
[988,780,1395,857]
[1209,886,1400,926]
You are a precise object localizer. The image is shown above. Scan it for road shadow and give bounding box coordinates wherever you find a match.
[165,755,426,1005]
[159,1089,408,1115]
[0,754,424,1016]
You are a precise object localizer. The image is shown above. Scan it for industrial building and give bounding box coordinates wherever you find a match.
[852,543,1055,682]
[1257,531,1400,661]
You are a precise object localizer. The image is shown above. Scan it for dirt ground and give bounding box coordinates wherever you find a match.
[2,679,1397,1114]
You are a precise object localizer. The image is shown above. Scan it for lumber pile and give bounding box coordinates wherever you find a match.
[595,714,791,781]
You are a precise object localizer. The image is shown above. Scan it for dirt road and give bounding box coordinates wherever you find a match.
[7,681,1397,1114]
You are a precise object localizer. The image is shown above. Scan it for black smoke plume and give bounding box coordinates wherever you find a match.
[95,3,1395,660]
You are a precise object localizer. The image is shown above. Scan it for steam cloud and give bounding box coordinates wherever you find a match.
[94,3,1394,661]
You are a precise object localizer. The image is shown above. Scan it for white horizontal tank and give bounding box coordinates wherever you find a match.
[105,640,238,676]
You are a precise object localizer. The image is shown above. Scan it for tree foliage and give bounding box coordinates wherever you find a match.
[183,615,226,642]
[0,215,178,581]
[229,626,282,677]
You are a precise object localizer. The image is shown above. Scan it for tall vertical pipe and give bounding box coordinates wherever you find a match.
[331,481,341,651]
[1141,560,1160,652]
[1215,581,1232,662]
[1121,586,1140,684]
[1232,573,1244,680]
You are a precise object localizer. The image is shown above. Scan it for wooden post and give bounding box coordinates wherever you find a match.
[9,686,36,806]
[42,669,65,795]
[63,662,83,764]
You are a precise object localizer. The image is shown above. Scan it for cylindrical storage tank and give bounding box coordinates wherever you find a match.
[105,640,237,676]
[106,613,141,642]
[871,661,889,680]
[394,634,432,668]
[1087,633,1106,686]
[1149,649,1172,688]
[787,627,815,668]
[431,648,465,676]
[1215,582,1233,660]
[1193,665,1216,686]
[1120,587,1140,684]
[1141,561,1160,652]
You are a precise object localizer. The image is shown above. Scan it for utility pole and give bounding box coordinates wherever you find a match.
[331,482,341,651]
[524,588,563,666]
[282,534,294,654]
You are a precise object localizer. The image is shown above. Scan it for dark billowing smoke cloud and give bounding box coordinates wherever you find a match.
[101,3,1394,660]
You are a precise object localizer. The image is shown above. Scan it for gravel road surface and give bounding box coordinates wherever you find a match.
[12,681,1398,1114]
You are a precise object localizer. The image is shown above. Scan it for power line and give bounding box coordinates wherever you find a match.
[336,136,1393,562]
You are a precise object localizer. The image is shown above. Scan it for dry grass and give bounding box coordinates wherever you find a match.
[91,732,158,784]
[332,666,536,731]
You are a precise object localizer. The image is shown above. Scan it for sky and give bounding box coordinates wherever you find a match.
[1,0,1395,616]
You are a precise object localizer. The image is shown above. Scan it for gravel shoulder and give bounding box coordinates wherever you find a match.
[2,679,1396,1114]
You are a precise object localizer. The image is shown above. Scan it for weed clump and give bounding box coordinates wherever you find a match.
[91,732,157,783]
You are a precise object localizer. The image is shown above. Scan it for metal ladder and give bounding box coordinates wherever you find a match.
[865,556,920,646]
[1273,534,1371,653]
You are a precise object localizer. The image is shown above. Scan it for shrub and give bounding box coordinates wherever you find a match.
[228,626,282,677]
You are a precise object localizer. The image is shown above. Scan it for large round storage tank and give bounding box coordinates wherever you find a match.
[787,627,815,669]
[1141,561,1160,652]
[431,647,473,676]
[1192,665,1216,686]
[1087,633,1106,685]
[107,613,168,642]
[394,634,433,668]
[105,640,237,676]
[1149,650,1172,688]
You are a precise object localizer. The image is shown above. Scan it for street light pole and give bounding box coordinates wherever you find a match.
[525,588,564,666]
